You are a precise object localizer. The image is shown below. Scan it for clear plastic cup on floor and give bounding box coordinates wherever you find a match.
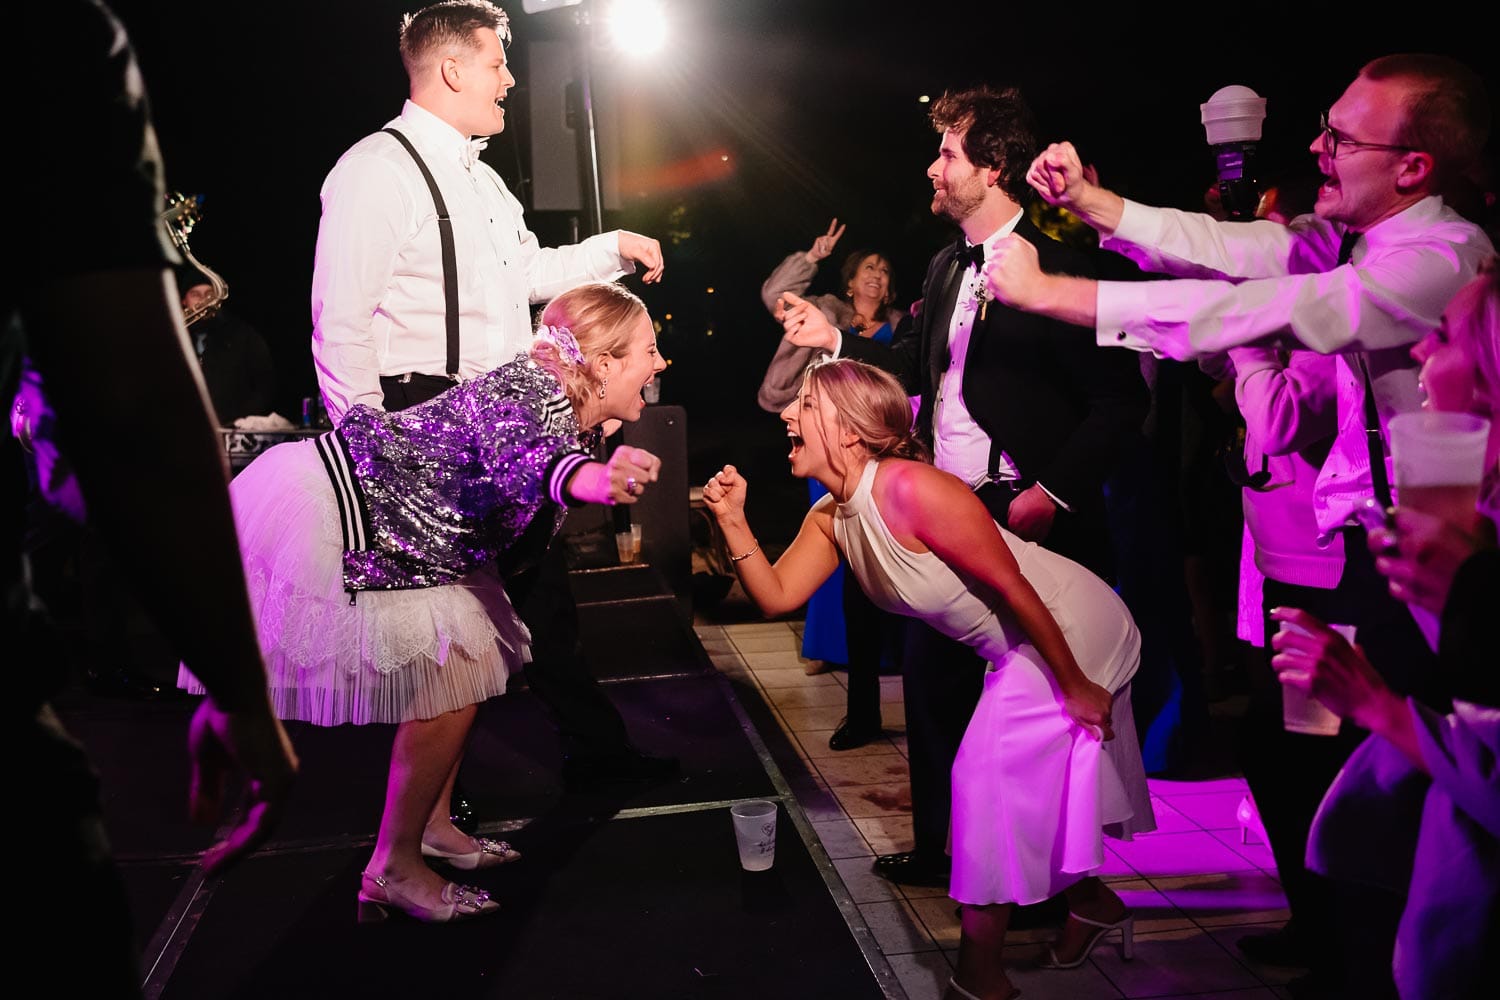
[729,800,777,871]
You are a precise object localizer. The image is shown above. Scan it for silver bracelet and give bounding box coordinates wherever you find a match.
[728,541,760,563]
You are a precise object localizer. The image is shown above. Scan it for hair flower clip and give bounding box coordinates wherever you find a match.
[534,324,586,366]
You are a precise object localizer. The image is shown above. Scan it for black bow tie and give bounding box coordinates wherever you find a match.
[956,241,985,271]
[1337,229,1359,266]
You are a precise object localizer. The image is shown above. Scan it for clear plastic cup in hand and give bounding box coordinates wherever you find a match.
[1276,621,1357,736]
[1388,412,1489,534]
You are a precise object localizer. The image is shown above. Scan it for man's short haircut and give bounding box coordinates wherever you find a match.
[399,1,511,80]
[1362,53,1491,188]
[929,86,1039,204]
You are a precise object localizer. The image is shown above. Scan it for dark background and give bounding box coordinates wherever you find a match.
[107,0,1496,477]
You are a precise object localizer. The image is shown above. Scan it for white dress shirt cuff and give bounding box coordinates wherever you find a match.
[1095,281,1158,354]
[592,230,635,277]
[1101,198,1161,251]
[1035,482,1072,512]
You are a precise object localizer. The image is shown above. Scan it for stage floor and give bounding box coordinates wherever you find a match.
[55,570,899,1000]
[56,554,1293,1000]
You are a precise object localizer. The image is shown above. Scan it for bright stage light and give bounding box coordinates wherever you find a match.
[604,0,668,55]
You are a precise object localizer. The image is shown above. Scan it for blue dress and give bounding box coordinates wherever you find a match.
[800,321,894,665]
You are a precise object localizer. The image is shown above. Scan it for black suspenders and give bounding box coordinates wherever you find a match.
[382,128,460,378]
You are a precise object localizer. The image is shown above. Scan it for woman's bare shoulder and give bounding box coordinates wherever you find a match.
[872,459,961,519]
[884,460,988,532]
[876,458,961,495]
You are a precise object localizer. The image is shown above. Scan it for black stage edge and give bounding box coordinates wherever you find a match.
[54,564,904,999]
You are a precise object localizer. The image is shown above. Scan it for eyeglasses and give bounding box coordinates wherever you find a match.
[1320,111,1418,159]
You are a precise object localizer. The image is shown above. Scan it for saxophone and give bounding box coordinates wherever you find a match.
[12,192,228,467]
[161,191,228,326]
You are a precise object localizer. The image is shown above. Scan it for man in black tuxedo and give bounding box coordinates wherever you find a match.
[777,85,1148,888]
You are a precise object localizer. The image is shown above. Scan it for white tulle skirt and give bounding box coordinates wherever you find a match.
[178,439,530,726]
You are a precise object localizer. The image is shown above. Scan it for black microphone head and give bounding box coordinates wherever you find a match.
[1213,141,1261,220]
[1202,85,1267,221]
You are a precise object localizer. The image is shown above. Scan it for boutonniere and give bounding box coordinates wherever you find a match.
[973,283,992,322]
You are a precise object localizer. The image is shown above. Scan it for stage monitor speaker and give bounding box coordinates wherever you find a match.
[619,404,690,614]
[526,39,621,213]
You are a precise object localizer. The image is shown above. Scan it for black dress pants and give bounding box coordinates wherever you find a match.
[901,621,986,861]
[1243,526,1442,999]
[842,566,898,729]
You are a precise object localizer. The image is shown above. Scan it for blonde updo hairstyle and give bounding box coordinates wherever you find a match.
[803,358,930,464]
[530,281,648,414]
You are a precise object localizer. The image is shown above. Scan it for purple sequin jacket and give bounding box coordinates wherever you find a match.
[316,358,598,591]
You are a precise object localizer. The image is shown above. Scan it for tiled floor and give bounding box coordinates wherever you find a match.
[695,618,1298,1000]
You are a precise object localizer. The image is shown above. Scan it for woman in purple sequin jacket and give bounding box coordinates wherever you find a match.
[180,282,666,923]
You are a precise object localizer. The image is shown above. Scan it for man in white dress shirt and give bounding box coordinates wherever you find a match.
[983,53,1492,999]
[312,0,662,417]
[311,1,675,796]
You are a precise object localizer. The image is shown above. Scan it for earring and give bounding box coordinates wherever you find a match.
[598,377,608,399]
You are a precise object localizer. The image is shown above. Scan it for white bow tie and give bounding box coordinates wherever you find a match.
[461,136,489,170]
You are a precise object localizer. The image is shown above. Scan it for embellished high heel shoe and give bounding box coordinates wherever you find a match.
[420,835,521,870]
[1038,910,1134,969]
[356,871,499,923]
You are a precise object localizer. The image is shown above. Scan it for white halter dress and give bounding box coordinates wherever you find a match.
[828,459,1156,905]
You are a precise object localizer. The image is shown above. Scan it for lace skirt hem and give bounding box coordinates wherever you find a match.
[177,439,529,726]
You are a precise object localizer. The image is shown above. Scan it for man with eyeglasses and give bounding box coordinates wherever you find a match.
[982,53,1492,999]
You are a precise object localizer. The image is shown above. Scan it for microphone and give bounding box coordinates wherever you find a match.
[1201,85,1268,221]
